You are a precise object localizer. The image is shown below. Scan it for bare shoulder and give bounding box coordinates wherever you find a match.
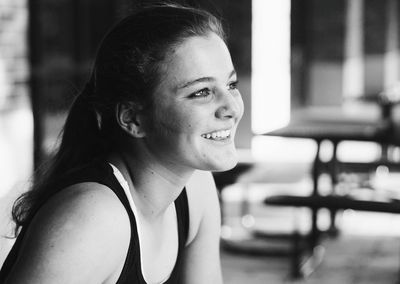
[7,182,130,283]
[185,170,220,245]
[29,182,130,241]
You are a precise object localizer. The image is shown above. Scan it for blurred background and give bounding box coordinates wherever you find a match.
[2,0,400,283]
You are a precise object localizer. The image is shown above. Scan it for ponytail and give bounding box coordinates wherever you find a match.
[53,80,109,175]
[11,79,111,236]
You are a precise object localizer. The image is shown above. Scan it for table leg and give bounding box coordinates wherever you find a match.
[328,141,340,236]
[310,141,321,249]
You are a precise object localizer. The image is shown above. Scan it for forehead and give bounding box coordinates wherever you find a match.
[157,33,234,92]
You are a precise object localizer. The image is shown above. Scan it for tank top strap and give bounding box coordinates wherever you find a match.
[108,163,190,284]
[174,188,189,249]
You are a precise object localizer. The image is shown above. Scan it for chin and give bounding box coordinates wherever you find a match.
[207,157,238,172]
[194,144,240,171]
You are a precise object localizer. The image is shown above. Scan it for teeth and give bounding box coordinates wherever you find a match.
[202,130,231,140]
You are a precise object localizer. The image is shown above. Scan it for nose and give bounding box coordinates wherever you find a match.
[215,89,243,120]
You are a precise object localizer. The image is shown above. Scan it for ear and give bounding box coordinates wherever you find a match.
[116,102,147,138]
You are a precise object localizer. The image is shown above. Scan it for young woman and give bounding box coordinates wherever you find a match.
[1,4,243,283]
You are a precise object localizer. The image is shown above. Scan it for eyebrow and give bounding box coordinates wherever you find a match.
[176,69,237,90]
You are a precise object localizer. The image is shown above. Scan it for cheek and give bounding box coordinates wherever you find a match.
[158,116,182,135]
[152,105,193,138]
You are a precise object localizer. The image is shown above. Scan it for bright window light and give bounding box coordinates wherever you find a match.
[343,0,364,98]
[251,0,291,134]
[251,136,316,163]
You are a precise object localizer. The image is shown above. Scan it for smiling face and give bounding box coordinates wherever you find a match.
[143,32,244,172]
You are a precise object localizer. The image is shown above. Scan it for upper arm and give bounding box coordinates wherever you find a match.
[182,170,223,284]
[5,183,130,284]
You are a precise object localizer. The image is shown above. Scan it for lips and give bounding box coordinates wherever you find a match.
[201,129,231,140]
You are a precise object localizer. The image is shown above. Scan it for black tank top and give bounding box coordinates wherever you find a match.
[0,161,189,283]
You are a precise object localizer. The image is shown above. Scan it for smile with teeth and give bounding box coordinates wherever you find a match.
[201,129,231,140]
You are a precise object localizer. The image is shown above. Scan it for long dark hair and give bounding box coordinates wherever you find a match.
[11,3,225,236]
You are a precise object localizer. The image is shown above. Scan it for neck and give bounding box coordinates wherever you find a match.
[107,150,193,219]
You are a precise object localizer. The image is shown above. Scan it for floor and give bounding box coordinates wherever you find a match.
[219,181,400,284]
[221,234,400,284]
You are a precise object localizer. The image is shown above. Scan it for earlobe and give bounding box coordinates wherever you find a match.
[127,124,145,138]
[116,102,146,138]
